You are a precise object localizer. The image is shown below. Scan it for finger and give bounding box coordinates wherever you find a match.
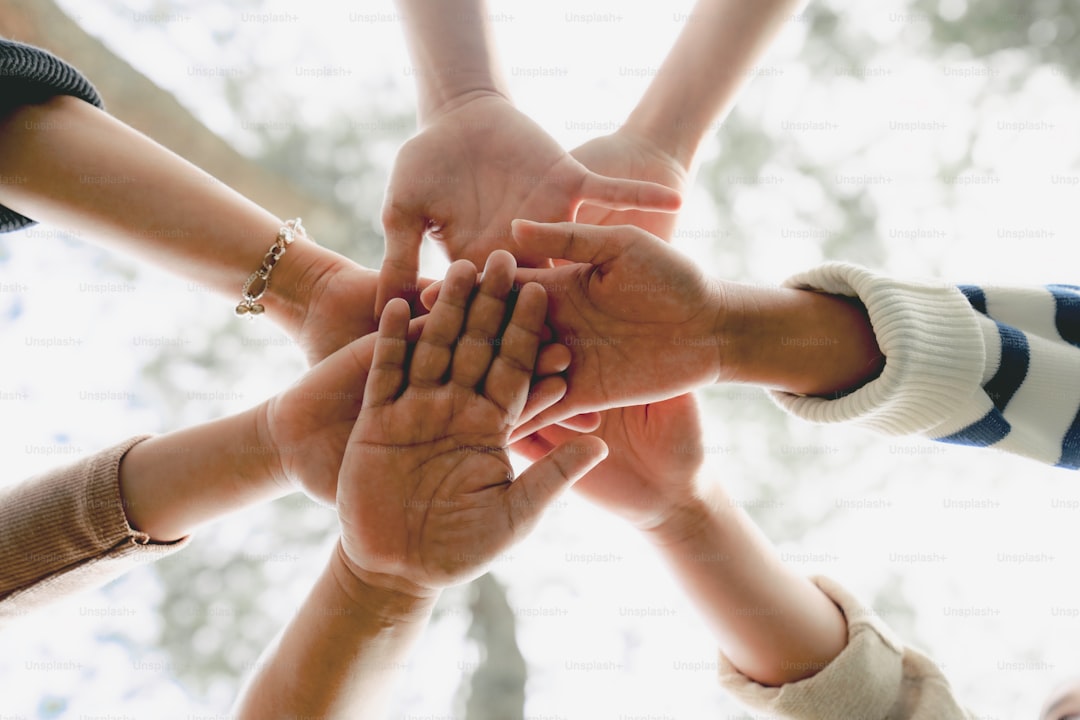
[376,202,428,318]
[503,437,609,535]
[509,407,600,444]
[515,420,584,456]
[557,413,602,432]
[509,401,584,443]
[535,342,570,376]
[577,172,682,212]
[508,431,555,463]
[451,250,517,388]
[511,219,632,266]
[409,260,477,388]
[362,298,411,409]
[517,376,567,430]
[483,282,547,421]
[419,280,441,311]
[408,276,439,317]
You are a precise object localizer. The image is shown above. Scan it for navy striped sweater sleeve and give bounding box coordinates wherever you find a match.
[0,37,104,234]
[771,263,1080,470]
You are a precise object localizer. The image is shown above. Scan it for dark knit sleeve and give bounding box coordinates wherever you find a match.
[1,38,105,233]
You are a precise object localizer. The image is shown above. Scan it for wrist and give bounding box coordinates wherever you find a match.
[721,283,884,396]
[623,107,705,174]
[639,480,729,550]
[331,540,439,625]
[420,87,512,128]
[705,278,743,385]
[261,238,343,340]
[118,407,285,542]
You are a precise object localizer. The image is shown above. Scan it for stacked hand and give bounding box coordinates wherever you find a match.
[337,253,608,597]
[507,220,732,435]
[260,251,575,506]
[514,393,705,536]
[376,93,683,314]
[571,129,689,242]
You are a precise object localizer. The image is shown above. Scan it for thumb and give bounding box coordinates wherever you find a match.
[577,171,682,212]
[504,437,608,535]
[376,202,427,318]
[511,219,631,267]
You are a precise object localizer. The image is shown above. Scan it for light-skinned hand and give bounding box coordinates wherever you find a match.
[260,251,574,505]
[376,93,682,315]
[338,256,608,598]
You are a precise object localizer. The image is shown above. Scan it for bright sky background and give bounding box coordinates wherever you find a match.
[2,0,1080,718]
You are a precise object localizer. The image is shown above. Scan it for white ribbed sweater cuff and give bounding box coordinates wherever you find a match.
[769,263,987,436]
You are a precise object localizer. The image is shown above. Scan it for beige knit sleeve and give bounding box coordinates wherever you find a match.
[0,436,189,624]
[717,576,980,720]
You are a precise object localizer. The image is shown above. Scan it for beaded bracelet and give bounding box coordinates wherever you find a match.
[235,218,308,317]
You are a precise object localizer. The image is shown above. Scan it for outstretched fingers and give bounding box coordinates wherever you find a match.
[483,282,548,422]
[511,219,631,267]
[451,250,517,389]
[577,171,682,213]
[408,260,476,388]
[362,297,412,409]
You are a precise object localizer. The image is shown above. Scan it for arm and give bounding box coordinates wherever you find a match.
[1,253,574,617]
[0,327,382,610]
[393,0,510,123]
[499,219,883,437]
[514,395,846,687]
[626,0,805,171]
[646,479,848,686]
[511,221,1079,469]
[513,397,976,718]
[572,0,803,238]
[377,0,682,312]
[235,253,606,717]
[0,93,378,365]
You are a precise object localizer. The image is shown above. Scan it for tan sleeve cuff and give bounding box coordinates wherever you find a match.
[0,436,190,621]
[717,576,905,720]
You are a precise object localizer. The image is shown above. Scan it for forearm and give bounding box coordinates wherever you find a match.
[626,0,804,169]
[394,0,510,121]
[715,280,884,397]
[0,95,337,337]
[234,541,436,718]
[118,405,285,543]
[645,482,847,686]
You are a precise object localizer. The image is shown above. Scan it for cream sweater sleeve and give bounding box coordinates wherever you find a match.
[0,436,189,624]
[771,263,1080,469]
[718,576,979,720]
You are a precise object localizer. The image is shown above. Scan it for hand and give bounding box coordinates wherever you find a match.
[571,129,689,242]
[504,220,731,435]
[377,92,682,314]
[286,248,432,367]
[513,394,705,534]
[338,257,608,596]
[261,251,574,505]
[286,251,381,366]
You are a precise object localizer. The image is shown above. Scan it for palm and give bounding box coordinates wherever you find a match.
[571,131,687,241]
[263,332,376,504]
[516,395,703,530]
[513,224,720,421]
[385,96,574,268]
[338,257,607,594]
[342,386,518,588]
